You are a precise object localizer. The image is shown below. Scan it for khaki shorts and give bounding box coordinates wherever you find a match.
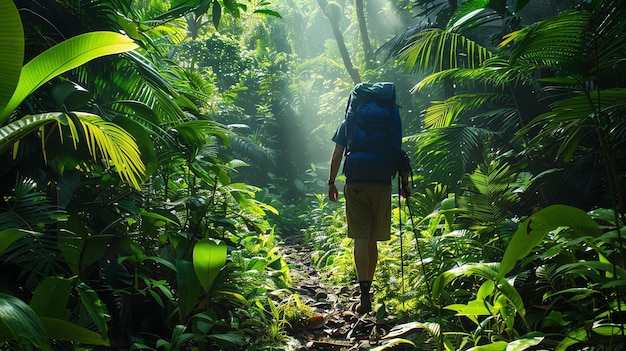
[344,183,392,241]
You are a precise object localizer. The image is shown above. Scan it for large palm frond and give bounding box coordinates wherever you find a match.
[500,10,590,72]
[0,112,145,189]
[413,56,536,92]
[81,51,189,126]
[586,0,626,76]
[399,28,494,74]
[376,24,433,63]
[518,88,626,162]
[422,92,513,129]
[407,125,495,190]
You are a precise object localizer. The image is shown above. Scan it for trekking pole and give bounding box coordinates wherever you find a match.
[397,176,405,308]
[404,194,432,297]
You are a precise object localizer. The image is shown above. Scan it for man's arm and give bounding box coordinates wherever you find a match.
[328,143,345,202]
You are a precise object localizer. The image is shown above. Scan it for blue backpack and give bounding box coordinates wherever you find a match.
[343,82,408,181]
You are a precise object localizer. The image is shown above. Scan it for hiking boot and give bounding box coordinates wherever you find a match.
[356,295,372,314]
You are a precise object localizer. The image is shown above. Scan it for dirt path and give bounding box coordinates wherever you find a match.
[281,237,409,351]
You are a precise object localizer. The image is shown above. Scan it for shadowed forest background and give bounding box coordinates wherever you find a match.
[0,0,625,350]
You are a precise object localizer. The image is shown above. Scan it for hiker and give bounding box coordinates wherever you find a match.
[327,82,411,314]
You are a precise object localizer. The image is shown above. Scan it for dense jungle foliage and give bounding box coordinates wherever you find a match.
[0,0,625,350]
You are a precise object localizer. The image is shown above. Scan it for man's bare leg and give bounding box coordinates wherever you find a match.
[354,238,378,313]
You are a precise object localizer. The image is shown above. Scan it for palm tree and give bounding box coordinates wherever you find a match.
[382,0,626,218]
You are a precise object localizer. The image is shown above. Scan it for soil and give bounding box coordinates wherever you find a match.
[280,237,415,351]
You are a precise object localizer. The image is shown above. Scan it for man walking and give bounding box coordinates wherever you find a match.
[328,82,411,314]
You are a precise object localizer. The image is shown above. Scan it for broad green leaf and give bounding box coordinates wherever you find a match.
[216,290,250,305]
[433,263,526,316]
[445,300,492,317]
[0,31,138,124]
[212,0,222,28]
[0,0,24,114]
[0,293,50,351]
[555,327,587,351]
[168,325,196,349]
[40,317,109,346]
[467,341,507,351]
[30,277,73,318]
[193,238,227,293]
[76,283,109,338]
[0,228,34,254]
[592,324,625,336]
[142,210,182,229]
[370,338,416,351]
[80,235,117,274]
[253,9,282,17]
[498,205,601,278]
[207,331,245,345]
[176,259,203,318]
[384,321,441,339]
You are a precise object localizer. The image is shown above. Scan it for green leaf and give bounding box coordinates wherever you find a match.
[68,112,145,189]
[370,338,416,351]
[0,0,24,115]
[433,263,526,316]
[592,324,625,337]
[0,111,145,189]
[400,28,492,73]
[0,31,138,124]
[212,0,222,28]
[176,259,203,318]
[207,331,245,345]
[253,9,282,17]
[0,113,61,155]
[0,293,50,351]
[0,228,33,254]
[555,327,587,351]
[40,317,109,346]
[142,210,182,229]
[498,204,601,279]
[30,277,73,318]
[193,238,227,293]
[76,283,109,338]
[506,337,544,350]
[467,341,507,351]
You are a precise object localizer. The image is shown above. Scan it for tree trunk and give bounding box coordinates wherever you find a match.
[317,0,361,84]
[355,0,373,66]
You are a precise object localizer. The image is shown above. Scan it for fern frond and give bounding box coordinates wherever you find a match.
[407,125,495,189]
[457,161,520,235]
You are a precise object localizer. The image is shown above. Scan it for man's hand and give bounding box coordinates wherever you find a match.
[400,183,411,198]
[328,184,339,202]
[328,143,344,203]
